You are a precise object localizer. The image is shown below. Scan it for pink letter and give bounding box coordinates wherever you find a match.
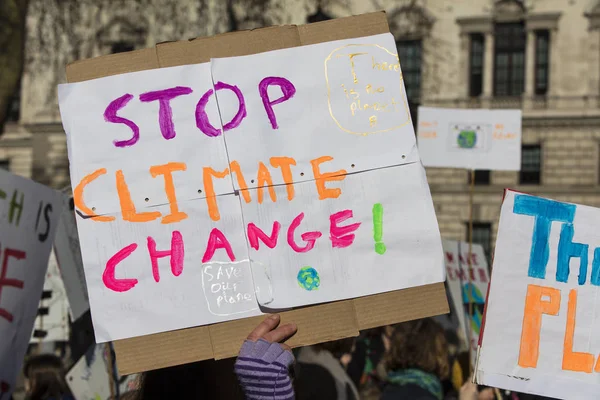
[103,243,138,292]
[139,86,193,140]
[329,209,361,248]
[287,212,322,253]
[202,228,236,262]
[196,81,247,137]
[248,221,281,250]
[104,94,140,148]
[147,230,185,283]
[258,77,296,129]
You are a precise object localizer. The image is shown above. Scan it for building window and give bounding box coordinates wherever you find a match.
[468,170,491,185]
[7,87,20,122]
[111,41,134,54]
[535,30,550,96]
[469,33,484,97]
[0,160,9,170]
[397,40,422,125]
[470,222,492,261]
[494,22,526,96]
[520,144,541,184]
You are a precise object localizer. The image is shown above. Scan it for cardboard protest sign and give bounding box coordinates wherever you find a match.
[67,344,114,400]
[61,12,448,374]
[417,107,522,171]
[0,170,62,395]
[443,239,489,367]
[476,190,600,399]
[53,193,90,321]
[29,250,70,343]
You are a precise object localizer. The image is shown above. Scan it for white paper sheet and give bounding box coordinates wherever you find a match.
[417,107,522,171]
[58,34,444,342]
[0,170,62,395]
[29,250,70,343]
[443,239,489,367]
[54,194,90,321]
[66,344,112,400]
[476,190,600,399]
[244,163,444,308]
[211,33,418,190]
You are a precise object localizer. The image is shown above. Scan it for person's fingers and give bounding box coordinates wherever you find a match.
[280,343,292,351]
[247,314,281,342]
[263,322,298,343]
[478,388,495,400]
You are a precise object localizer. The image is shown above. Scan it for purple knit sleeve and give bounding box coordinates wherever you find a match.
[234,339,295,400]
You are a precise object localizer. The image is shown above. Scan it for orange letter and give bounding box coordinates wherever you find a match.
[310,156,346,200]
[150,162,188,224]
[203,167,229,222]
[270,156,296,201]
[229,161,251,203]
[256,162,276,204]
[563,289,594,372]
[116,170,161,222]
[518,284,560,368]
[73,168,115,222]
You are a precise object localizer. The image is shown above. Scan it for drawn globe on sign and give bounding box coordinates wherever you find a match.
[297,266,320,291]
[457,130,477,149]
[462,283,484,304]
[470,307,483,336]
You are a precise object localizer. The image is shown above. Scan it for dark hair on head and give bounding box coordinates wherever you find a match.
[137,358,244,400]
[312,337,355,358]
[23,354,71,400]
[386,318,450,380]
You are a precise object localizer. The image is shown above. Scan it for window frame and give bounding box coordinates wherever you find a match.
[534,29,550,96]
[493,22,526,97]
[468,170,491,185]
[520,144,542,185]
[469,33,485,97]
[397,39,423,127]
[469,222,493,262]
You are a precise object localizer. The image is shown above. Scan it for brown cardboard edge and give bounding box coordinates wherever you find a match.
[67,10,448,375]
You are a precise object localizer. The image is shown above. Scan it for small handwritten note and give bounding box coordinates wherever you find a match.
[202,261,257,316]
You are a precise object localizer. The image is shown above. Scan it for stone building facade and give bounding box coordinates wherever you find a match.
[3,0,600,259]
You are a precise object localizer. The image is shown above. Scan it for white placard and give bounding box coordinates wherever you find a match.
[54,194,90,321]
[58,33,444,343]
[443,239,489,367]
[417,107,522,171]
[66,344,112,400]
[476,190,600,399]
[30,250,70,343]
[0,170,62,396]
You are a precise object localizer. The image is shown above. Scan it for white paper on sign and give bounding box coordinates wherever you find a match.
[476,190,600,400]
[54,193,90,321]
[417,107,522,171]
[245,163,444,308]
[30,250,70,343]
[211,33,418,191]
[66,344,112,400]
[0,170,62,395]
[442,239,489,367]
[58,33,444,342]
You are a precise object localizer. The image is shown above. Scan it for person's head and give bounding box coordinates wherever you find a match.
[137,358,243,400]
[312,337,355,358]
[386,318,450,380]
[23,354,70,400]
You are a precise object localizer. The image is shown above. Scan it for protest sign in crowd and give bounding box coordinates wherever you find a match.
[0,10,590,400]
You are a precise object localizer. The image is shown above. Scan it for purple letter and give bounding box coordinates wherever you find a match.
[258,77,296,129]
[104,94,140,148]
[139,86,193,140]
[195,81,247,137]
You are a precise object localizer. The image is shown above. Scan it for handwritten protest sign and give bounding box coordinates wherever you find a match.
[29,250,69,343]
[477,190,600,399]
[443,239,489,367]
[417,107,522,171]
[67,344,114,400]
[54,193,90,321]
[58,31,444,343]
[0,170,62,395]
